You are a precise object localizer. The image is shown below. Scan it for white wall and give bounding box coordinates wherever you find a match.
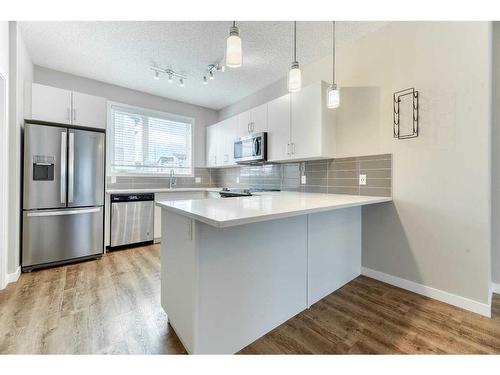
[33,66,218,168]
[219,22,493,306]
[0,21,10,288]
[7,22,34,276]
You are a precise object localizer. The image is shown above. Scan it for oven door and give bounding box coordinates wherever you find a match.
[234,133,267,163]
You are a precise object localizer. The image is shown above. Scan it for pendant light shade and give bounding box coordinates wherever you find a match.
[288,62,302,92]
[226,21,242,68]
[327,84,340,108]
[288,21,302,93]
[327,21,340,108]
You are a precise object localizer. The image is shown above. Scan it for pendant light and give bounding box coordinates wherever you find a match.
[327,21,340,108]
[226,21,242,68]
[288,21,302,93]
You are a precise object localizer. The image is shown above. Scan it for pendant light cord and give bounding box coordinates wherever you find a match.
[293,21,297,63]
[332,21,336,84]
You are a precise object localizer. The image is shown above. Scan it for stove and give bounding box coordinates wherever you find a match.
[219,187,280,198]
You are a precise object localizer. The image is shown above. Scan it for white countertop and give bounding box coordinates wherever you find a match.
[156,192,392,228]
[106,187,221,194]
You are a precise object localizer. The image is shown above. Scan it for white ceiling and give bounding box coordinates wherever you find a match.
[19,21,387,110]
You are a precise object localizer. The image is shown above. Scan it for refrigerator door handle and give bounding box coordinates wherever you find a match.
[27,207,101,217]
[68,132,74,203]
[60,132,67,204]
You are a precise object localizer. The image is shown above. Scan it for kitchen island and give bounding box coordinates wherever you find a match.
[157,192,391,354]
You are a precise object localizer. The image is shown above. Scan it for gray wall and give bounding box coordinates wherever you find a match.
[492,22,500,284]
[220,22,493,305]
[33,66,218,168]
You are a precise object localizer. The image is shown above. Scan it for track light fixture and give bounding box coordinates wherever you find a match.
[202,63,225,85]
[150,67,187,87]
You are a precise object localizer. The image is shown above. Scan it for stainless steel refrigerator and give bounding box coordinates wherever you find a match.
[22,121,105,271]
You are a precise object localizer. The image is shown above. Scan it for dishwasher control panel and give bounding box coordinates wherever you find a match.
[111,193,154,202]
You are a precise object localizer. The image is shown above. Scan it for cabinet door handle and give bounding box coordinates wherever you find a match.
[72,108,76,121]
[286,143,290,155]
[67,108,71,121]
[291,142,296,155]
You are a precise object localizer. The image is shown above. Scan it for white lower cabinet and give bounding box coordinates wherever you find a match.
[153,191,209,242]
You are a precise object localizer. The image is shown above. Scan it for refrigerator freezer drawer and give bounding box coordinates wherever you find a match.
[22,207,103,268]
[111,201,154,247]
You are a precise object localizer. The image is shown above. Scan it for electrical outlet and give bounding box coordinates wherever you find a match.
[359,174,367,186]
[301,175,307,185]
[195,177,201,184]
[236,176,240,184]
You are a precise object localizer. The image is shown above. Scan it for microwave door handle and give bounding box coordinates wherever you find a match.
[253,137,260,156]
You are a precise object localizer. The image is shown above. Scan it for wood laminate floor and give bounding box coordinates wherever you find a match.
[1,244,499,354]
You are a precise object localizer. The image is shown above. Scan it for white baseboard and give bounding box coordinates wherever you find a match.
[6,266,20,284]
[492,283,500,295]
[361,267,491,318]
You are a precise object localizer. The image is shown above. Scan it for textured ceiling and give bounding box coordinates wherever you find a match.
[19,21,387,110]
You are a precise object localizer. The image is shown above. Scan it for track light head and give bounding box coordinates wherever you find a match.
[209,71,215,80]
[168,73,173,83]
[203,76,208,85]
[179,78,185,87]
[154,70,160,80]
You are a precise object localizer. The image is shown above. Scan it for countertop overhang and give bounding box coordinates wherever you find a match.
[106,187,221,194]
[156,192,392,228]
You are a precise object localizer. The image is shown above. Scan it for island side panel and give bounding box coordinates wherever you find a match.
[160,209,198,354]
[195,216,308,354]
[307,206,362,306]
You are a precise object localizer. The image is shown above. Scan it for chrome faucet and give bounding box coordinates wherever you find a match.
[169,169,177,189]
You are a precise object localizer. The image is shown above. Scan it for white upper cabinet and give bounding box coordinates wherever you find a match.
[32,83,107,129]
[237,110,252,135]
[32,83,72,125]
[251,103,268,133]
[237,103,268,135]
[206,124,219,167]
[267,94,291,162]
[71,91,107,129]
[290,81,335,160]
[206,81,335,168]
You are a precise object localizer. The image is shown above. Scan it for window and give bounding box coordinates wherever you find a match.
[108,103,193,176]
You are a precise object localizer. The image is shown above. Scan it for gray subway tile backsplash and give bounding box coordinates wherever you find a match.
[106,153,392,198]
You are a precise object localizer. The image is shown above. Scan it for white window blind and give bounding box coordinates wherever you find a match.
[109,104,193,176]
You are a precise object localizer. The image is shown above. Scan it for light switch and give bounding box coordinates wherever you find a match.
[359,174,367,185]
[236,176,240,184]
[301,175,307,185]
[195,177,201,184]
[111,175,116,184]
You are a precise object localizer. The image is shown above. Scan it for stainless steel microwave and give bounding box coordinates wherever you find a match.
[234,132,267,164]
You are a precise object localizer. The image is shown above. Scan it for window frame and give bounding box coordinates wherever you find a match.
[106,101,195,177]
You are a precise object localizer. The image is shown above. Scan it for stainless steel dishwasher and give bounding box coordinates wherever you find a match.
[110,193,154,248]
